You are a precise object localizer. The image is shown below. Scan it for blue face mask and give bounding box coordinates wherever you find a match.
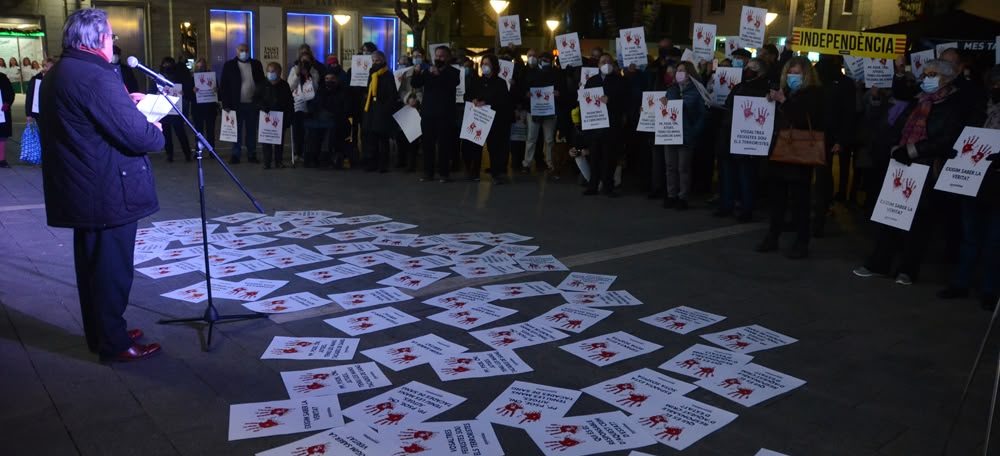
[732,59,744,68]
[412,57,423,66]
[238,51,249,61]
[786,73,803,91]
[920,76,940,94]
[267,72,279,81]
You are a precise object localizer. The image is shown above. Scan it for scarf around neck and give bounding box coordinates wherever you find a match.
[365,66,389,112]
[899,84,955,145]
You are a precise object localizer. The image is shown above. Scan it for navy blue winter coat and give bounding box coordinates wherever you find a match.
[40,48,165,229]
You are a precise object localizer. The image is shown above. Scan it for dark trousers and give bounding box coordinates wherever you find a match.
[510,140,526,170]
[162,115,191,160]
[363,131,390,172]
[306,127,328,167]
[649,136,664,192]
[814,146,850,231]
[292,112,307,161]
[865,203,934,279]
[587,134,619,193]
[233,102,258,161]
[952,200,1000,295]
[486,130,509,178]
[74,222,137,356]
[394,129,418,169]
[262,136,284,167]
[767,178,812,244]
[423,122,456,179]
[462,139,482,179]
[719,156,758,215]
[192,103,216,150]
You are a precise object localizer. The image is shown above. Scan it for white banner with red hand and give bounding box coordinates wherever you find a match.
[193,71,217,103]
[934,126,999,197]
[342,381,466,430]
[556,32,583,67]
[637,91,665,132]
[693,23,717,64]
[258,111,284,145]
[871,159,930,231]
[459,102,497,146]
[499,14,522,46]
[228,395,344,441]
[739,6,768,49]
[477,381,582,430]
[350,55,372,87]
[655,98,684,146]
[619,26,648,68]
[578,87,610,131]
[529,85,556,117]
[729,95,774,156]
[710,67,742,106]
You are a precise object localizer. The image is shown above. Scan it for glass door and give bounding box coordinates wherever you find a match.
[361,16,398,70]
[209,9,253,76]
[286,13,333,68]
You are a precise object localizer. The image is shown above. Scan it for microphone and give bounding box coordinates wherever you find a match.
[126,56,175,88]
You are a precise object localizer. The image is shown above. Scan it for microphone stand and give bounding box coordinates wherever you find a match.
[151,82,269,350]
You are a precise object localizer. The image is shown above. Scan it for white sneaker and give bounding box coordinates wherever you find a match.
[852,266,880,278]
[895,273,913,286]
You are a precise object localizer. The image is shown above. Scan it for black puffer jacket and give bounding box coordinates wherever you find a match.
[40,49,165,229]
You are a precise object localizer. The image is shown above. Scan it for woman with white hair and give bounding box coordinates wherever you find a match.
[853,59,965,286]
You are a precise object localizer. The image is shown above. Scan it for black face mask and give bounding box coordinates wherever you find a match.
[434,59,447,67]
[371,62,385,71]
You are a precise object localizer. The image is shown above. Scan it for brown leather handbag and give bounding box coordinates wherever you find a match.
[770,115,826,166]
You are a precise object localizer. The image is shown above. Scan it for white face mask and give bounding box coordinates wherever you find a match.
[600,63,613,75]
[675,71,687,83]
[527,56,538,66]
[481,65,492,76]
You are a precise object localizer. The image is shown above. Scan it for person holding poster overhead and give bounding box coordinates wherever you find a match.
[24,58,53,124]
[411,45,461,182]
[191,58,218,150]
[663,61,706,210]
[756,57,824,259]
[937,66,1000,310]
[853,59,964,286]
[255,62,294,169]
[466,54,513,184]
[583,53,629,197]
[716,58,770,222]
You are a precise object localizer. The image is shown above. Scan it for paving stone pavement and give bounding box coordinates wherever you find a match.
[0,119,996,455]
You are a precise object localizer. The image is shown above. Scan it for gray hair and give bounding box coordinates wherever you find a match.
[63,8,109,50]
[921,59,957,82]
[746,58,767,74]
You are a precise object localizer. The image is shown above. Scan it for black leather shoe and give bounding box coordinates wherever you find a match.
[105,343,161,362]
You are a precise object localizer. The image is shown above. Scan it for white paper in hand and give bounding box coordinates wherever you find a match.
[393,105,422,143]
[136,94,181,122]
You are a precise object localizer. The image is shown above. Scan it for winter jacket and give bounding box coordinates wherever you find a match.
[362,66,399,136]
[255,80,294,129]
[39,48,165,229]
[667,80,707,148]
[769,86,825,181]
[0,72,13,138]
[466,74,513,134]
[219,57,266,110]
[411,63,460,128]
[288,64,321,113]
[583,71,630,139]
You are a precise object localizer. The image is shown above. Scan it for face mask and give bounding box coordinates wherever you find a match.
[110,55,119,64]
[743,69,757,80]
[675,71,687,83]
[481,65,492,76]
[540,61,551,69]
[600,63,613,75]
[267,72,279,81]
[920,76,940,94]
[238,51,249,61]
[527,56,538,66]
[787,73,803,91]
[413,57,423,66]
[732,59,744,68]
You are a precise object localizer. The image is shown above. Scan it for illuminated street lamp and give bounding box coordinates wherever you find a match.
[765,12,778,26]
[334,15,351,60]
[546,20,559,53]
[490,1,509,54]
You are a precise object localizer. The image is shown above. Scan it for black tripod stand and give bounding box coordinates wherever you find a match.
[149,81,268,350]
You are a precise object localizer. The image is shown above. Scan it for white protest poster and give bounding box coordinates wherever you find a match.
[659,343,755,379]
[258,111,284,145]
[246,244,313,260]
[556,32,583,67]
[428,302,517,329]
[343,381,466,430]
[516,255,570,272]
[619,26,648,68]
[483,243,538,257]
[482,281,561,299]
[392,105,422,143]
[870,160,931,231]
[423,287,499,308]
[843,55,866,81]
[469,321,570,349]
[629,395,738,451]
[935,41,958,56]
[755,450,791,456]
[560,331,662,367]
[579,86,611,131]
[364,221,417,233]
[377,268,450,291]
[295,264,373,284]
[454,64,466,102]
[208,260,273,278]
[640,305,726,334]
[327,287,413,310]
[529,85,556,117]
[241,292,329,314]
[277,226,333,240]
[562,290,643,307]
[161,84,183,116]
[478,381,582,429]
[739,6,768,49]
[459,102,497,146]
[557,272,617,292]
[260,251,334,269]
[350,55,372,87]
[323,307,420,336]
[863,57,893,88]
[579,67,599,89]
[498,60,515,88]
[393,66,412,92]
[533,304,612,334]
[220,109,238,142]
[423,241,482,256]
[582,368,697,414]
[450,263,524,279]
[228,396,344,441]
[680,48,695,64]
[255,421,388,456]
[637,91,665,133]
[336,214,393,225]
[935,127,999,197]
[380,420,505,456]
[387,255,455,271]
[428,350,533,381]
[909,49,934,78]
[361,334,467,371]
[136,260,203,279]
[327,230,377,242]
[710,67,741,105]
[724,36,741,58]
[372,232,420,247]
[261,336,358,361]
[499,14,522,46]
[526,411,656,455]
[281,362,391,398]
[480,232,533,244]
[730,95,774,156]
[693,23,718,64]
[696,363,806,407]
[193,71,218,103]
[32,79,41,114]
[655,98,684,146]
[701,324,798,353]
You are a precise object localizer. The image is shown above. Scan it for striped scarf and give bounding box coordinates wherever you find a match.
[899,85,955,145]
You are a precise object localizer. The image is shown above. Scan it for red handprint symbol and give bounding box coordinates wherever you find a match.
[351,322,374,330]
[583,284,597,291]
[656,426,684,441]
[349,316,370,323]
[879,58,887,66]
[545,437,582,451]
[407,279,422,287]
[301,372,330,381]
[393,443,427,455]
[721,72,729,87]
[448,301,467,309]
[669,107,679,122]
[720,334,741,341]
[546,424,579,435]
[705,32,714,46]
[375,412,406,425]
[286,340,313,348]
[474,129,483,140]
[563,320,583,329]
[466,122,477,133]
[668,321,687,330]
[442,365,471,375]
[243,419,280,432]
[569,39,576,49]
[729,387,754,399]
[451,311,471,318]
[696,27,704,40]
[584,93,593,105]
[256,407,291,418]
[581,342,607,351]
[265,115,271,123]
[719,378,741,388]
[604,382,635,394]
[902,178,916,200]
[646,95,655,107]
[492,337,517,346]
[755,107,769,126]
[625,32,634,44]
[447,357,473,365]
[657,314,677,323]
[728,340,750,350]
[273,347,298,354]
[640,415,668,427]
[520,411,542,423]
[490,330,513,338]
[677,358,699,369]
[913,56,923,70]
[588,350,617,361]
[497,402,523,417]
[291,444,327,456]
[364,401,395,415]
[962,136,979,154]
[892,168,905,188]
[697,366,715,377]
[971,145,994,165]
[458,317,479,325]
[389,347,412,355]
[617,393,649,407]
[400,429,434,441]
[393,354,419,364]
[754,15,763,28]
[547,312,570,322]
[747,10,754,22]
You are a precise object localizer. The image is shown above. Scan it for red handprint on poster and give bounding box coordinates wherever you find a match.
[588,350,617,361]
[581,342,607,351]
[392,354,419,364]
[291,444,328,456]
[375,412,406,425]
[696,366,716,377]
[492,337,517,346]
[728,387,754,399]
[639,414,668,427]
[669,107,679,122]
[754,15,763,28]
[441,365,471,375]
[351,322,374,331]
[545,437,582,451]
[546,424,579,435]
[520,411,542,423]
[496,402,523,417]
[616,393,649,407]
[902,178,916,199]
[719,378,741,388]
[273,347,298,354]
[562,319,583,329]
[255,407,291,418]
[728,340,750,350]
[962,136,979,154]
[547,312,570,322]
[446,357,473,365]
[393,444,426,455]
[656,426,684,441]
[399,429,435,441]
[971,145,994,165]
[243,419,280,432]
[677,358,700,369]
[604,382,635,394]
[364,401,395,415]
[755,107,769,126]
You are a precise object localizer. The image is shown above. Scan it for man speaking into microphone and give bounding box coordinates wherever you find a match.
[40,8,166,362]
